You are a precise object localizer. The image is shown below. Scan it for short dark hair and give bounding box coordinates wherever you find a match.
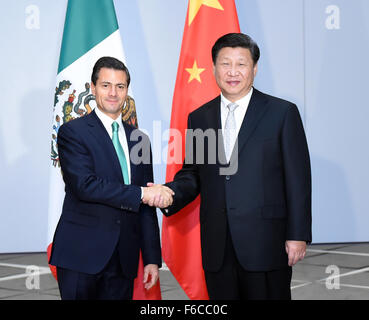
[212,33,260,65]
[91,56,131,86]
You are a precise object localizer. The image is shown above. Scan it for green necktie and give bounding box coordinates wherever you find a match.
[112,121,129,184]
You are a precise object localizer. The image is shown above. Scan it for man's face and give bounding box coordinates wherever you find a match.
[91,67,128,120]
[213,47,257,102]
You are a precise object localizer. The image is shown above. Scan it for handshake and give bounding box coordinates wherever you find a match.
[142,183,175,208]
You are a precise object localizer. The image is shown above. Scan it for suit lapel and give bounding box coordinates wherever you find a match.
[230,88,269,159]
[205,96,228,165]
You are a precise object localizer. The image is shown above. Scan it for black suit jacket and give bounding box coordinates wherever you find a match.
[49,110,161,278]
[164,88,312,272]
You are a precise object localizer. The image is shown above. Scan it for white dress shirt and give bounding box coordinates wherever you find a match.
[220,87,253,154]
[94,106,131,184]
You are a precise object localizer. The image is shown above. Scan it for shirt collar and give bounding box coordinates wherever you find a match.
[221,87,253,109]
[95,106,123,131]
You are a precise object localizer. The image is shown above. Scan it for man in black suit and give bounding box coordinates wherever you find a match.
[155,33,312,299]
[49,57,173,300]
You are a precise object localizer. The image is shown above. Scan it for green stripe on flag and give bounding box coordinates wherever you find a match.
[58,0,119,73]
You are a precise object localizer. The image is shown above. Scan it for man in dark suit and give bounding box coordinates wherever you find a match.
[49,56,173,300]
[156,33,312,299]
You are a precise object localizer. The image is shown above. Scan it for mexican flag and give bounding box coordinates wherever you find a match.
[47,0,160,300]
[162,0,240,300]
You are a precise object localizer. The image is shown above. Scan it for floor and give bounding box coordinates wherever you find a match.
[0,243,368,300]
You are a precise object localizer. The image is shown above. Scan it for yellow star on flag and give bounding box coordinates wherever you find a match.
[188,0,224,26]
[185,60,206,83]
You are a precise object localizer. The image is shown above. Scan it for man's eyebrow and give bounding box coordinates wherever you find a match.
[100,81,125,85]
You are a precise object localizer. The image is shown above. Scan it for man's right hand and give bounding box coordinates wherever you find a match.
[142,183,175,208]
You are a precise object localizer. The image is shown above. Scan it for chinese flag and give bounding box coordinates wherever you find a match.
[162,0,240,300]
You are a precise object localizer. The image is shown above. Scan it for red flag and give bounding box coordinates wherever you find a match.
[162,0,240,300]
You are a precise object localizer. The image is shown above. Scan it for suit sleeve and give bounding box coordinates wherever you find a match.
[281,104,312,242]
[140,142,162,267]
[58,122,141,212]
[162,113,201,216]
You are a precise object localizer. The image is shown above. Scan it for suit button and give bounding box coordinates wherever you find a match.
[225,175,230,180]
[116,220,121,225]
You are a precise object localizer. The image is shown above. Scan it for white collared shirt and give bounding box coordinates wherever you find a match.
[220,87,253,148]
[94,106,131,184]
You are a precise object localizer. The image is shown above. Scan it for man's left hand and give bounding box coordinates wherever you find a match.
[285,240,306,266]
[143,264,159,290]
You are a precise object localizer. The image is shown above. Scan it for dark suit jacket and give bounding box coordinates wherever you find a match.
[164,88,312,273]
[49,110,161,278]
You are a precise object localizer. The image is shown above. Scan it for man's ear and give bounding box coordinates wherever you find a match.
[91,82,96,96]
[253,63,258,77]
